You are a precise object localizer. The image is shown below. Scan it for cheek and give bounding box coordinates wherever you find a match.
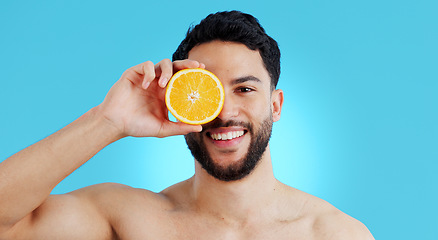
[234,90,272,120]
[242,106,271,131]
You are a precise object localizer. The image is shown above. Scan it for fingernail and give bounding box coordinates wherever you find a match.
[160,77,168,87]
[143,81,150,89]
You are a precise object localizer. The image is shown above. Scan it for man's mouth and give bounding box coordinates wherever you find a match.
[208,130,246,141]
[202,120,251,144]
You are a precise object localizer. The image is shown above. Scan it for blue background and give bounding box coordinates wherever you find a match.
[1,0,437,239]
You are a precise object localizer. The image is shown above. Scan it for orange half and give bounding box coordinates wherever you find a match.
[165,68,224,125]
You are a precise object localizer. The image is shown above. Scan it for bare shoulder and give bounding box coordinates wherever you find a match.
[280,184,374,240]
[312,205,375,240]
[73,182,175,238]
[72,182,160,200]
[72,182,172,214]
[1,182,159,240]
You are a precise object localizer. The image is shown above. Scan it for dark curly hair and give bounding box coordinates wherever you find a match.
[172,11,281,89]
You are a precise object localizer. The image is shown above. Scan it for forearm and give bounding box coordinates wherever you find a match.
[0,106,121,227]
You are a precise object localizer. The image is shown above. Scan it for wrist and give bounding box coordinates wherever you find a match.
[84,106,126,143]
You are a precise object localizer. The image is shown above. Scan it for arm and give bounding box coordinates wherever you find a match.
[0,59,203,239]
[0,107,118,237]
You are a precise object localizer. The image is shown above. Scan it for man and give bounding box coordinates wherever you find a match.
[0,11,374,239]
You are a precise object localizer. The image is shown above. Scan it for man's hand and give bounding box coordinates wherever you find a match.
[98,59,204,138]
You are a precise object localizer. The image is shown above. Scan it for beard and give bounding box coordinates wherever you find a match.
[184,116,273,182]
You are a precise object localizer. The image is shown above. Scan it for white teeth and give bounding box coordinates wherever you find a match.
[210,130,244,141]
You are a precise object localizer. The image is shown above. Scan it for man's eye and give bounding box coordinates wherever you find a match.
[237,87,253,93]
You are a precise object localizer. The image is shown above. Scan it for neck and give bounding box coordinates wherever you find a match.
[189,146,280,222]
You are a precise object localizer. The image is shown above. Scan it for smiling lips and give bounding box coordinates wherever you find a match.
[209,130,245,141]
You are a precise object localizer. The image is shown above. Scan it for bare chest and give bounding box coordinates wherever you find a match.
[112,211,314,240]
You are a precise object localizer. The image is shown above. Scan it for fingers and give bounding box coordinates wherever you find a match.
[173,59,205,72]
[130,61,155,89]
[128,59,205,90]
[155,59,206,88]
[155,59,173,88]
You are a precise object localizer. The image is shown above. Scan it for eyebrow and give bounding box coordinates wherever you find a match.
[231,75,262,85]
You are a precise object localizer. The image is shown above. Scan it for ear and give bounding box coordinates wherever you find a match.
[271,89,284,122]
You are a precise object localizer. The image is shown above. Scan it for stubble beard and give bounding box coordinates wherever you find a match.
[184,116,273,182]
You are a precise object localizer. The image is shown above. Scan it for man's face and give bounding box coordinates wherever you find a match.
[184,41,282,181]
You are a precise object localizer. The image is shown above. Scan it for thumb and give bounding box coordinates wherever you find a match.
[158,122,202,138]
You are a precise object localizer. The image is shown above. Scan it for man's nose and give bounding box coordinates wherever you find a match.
[217,95,239,120]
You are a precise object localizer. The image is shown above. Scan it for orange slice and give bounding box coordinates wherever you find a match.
[165,68,225,125]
